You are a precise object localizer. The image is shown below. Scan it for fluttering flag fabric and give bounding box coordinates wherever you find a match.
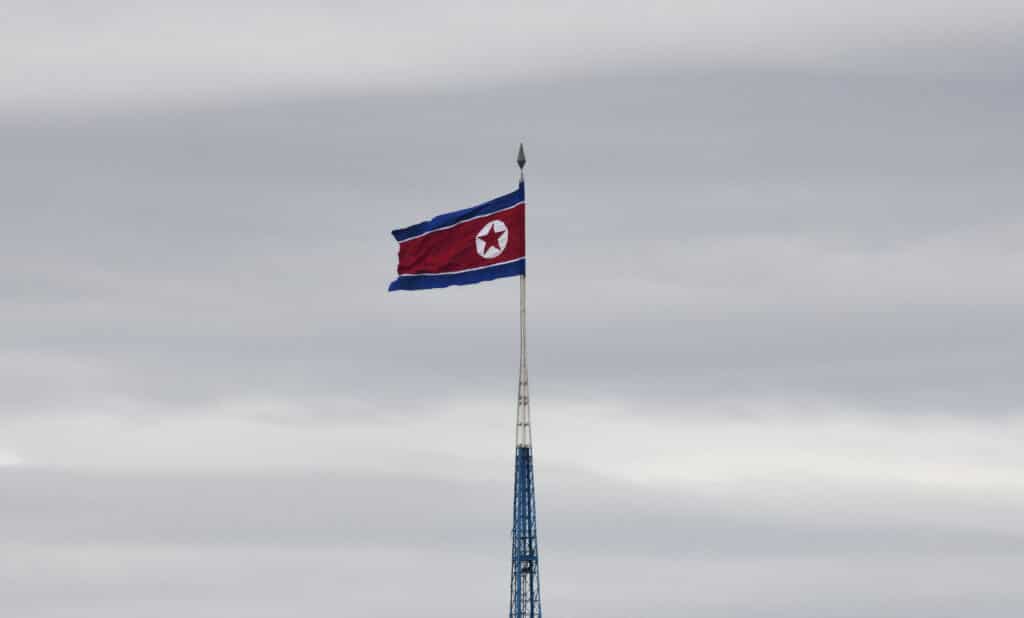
[388,183,526,291]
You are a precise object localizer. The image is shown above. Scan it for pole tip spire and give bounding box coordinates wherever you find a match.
[517,143,526,171]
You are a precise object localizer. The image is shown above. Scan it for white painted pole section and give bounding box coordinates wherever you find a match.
[515,143,531,448]
[516,272,531,447]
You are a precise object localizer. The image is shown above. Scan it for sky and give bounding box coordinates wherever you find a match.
[2,2,1024,617]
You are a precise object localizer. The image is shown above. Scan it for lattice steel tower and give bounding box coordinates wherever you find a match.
[510,143,542,618]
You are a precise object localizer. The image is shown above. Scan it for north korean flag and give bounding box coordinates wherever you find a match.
[388,183,526,291]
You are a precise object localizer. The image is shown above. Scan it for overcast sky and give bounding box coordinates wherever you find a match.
[3,3,1024,617]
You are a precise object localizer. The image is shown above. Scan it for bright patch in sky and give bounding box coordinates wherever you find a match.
[0,449,23,466]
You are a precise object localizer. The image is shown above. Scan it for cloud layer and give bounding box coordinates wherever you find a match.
[2,5,1023,616]
[4,1,1024,114]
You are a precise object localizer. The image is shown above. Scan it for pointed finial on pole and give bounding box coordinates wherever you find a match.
[517,143,526,182]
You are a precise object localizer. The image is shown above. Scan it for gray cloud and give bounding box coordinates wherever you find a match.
[5,1,1024,115]
[3,467,1023,556]
[4,466,1024,616]
[3,7,1024,616]
[3,68,1022,414]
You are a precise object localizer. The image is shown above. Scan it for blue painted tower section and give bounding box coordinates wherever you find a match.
[509,445,541,618]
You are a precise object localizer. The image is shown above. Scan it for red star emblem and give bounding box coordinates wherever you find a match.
[477,223,506,254]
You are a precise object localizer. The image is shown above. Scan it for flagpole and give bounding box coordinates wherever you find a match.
[509,142,542,618]
[515,143,530,448]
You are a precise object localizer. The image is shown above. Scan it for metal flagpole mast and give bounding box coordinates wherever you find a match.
[510,142,542,618]
[516,142,531,448]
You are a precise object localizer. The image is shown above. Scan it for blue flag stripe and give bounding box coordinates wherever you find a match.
[388,258,525,291]
[391,182,524,243]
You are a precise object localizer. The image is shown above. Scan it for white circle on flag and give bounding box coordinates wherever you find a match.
[475,220,509,259]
